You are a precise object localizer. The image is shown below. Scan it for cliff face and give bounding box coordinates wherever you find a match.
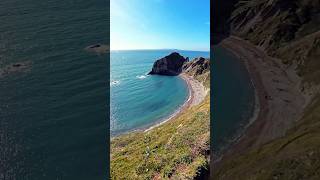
[183,57,210,76]
[148,52,211,87]
[230,0,319,49]
[214,0,320,179]
[111,56,211,179]
[148,52,187,76]
[230,0,320,84]
[183,57,210,88]
[213,0,320,79]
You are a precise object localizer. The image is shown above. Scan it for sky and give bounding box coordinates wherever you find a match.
[110,0,210,51]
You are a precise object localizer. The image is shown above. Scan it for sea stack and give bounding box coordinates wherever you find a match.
[148,52,187,76]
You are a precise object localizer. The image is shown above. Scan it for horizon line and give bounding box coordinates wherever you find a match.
[110,48,210,52]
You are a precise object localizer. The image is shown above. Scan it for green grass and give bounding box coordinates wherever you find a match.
[194,71,210,89]
[276,31,320,85]
[214,95,320,179]
[111,82,210,179]
[215,1,320,179]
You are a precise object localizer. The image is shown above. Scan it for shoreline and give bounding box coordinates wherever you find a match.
[111,73,206,137]
[216,36,306,164]
[144,73,206,131]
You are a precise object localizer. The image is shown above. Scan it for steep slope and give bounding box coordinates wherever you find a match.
[215,95,320,179]
[214,0,320,179]
[230,0,320,84]
[183,57,210,88]
[111,57,210,179]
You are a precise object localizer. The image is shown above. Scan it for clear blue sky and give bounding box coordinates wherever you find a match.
[110,0,210,51]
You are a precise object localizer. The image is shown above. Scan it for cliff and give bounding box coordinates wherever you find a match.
[183,57,210,76]
[183,57,210,88]
[229,0,320,85]
[148,52,188,76]
[111,56,210,179]
[214,0,320,179]
[148,53,210,88]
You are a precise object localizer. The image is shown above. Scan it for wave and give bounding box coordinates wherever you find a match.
[136,75,147,79]
[110,80,120,87]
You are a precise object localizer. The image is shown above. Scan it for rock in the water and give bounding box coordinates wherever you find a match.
[84,44,109,54]
[148,52,187,76]
[0,61,32,78]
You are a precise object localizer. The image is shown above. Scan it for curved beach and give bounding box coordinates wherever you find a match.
[145,73,207,131]
[217,36,306,162]
[111,56,210,179]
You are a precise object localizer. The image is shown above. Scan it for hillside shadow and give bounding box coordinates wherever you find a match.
[210,0,240,178]
[211,0,239,45]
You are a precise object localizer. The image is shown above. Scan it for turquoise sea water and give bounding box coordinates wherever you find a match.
[0,0,108,179]
[110,50,209,136]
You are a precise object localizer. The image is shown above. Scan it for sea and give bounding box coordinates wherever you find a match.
[213,45,255,154]
[110,50,209,136]
[0,0,254,178]
[0,0,108,179]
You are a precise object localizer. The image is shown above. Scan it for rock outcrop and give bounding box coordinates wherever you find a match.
[182,57,210,76]
[84,44,109,54]
[0,61,32,78]
[228,0,320,80]
[148,52,187,76]
[148,52,210,77]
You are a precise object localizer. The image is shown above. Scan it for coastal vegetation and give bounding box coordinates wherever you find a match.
[111,95,210,179]
[215,95,320,179]
[111,55,210,179]
[214,0,320,179]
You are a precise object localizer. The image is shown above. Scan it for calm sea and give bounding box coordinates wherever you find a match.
[0,0,108,179]
[110,50,209,136]
[213,45,255,154]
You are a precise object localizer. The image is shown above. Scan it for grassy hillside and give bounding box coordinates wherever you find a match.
[111,67,210,179]
[231,0,320,82]
[214,0,320,179]
[230,0,319,50]
[277,31,320,84]
[215,95,320,179]
[111,96,210,179]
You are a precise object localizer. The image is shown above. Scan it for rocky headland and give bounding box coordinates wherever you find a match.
[111,52,211,179]
[148,52,188,76]
[148,52,210,106]
[148,52,210,83]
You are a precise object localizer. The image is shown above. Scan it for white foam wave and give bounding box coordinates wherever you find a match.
[110,80,120,86]
[136,75,147,79]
